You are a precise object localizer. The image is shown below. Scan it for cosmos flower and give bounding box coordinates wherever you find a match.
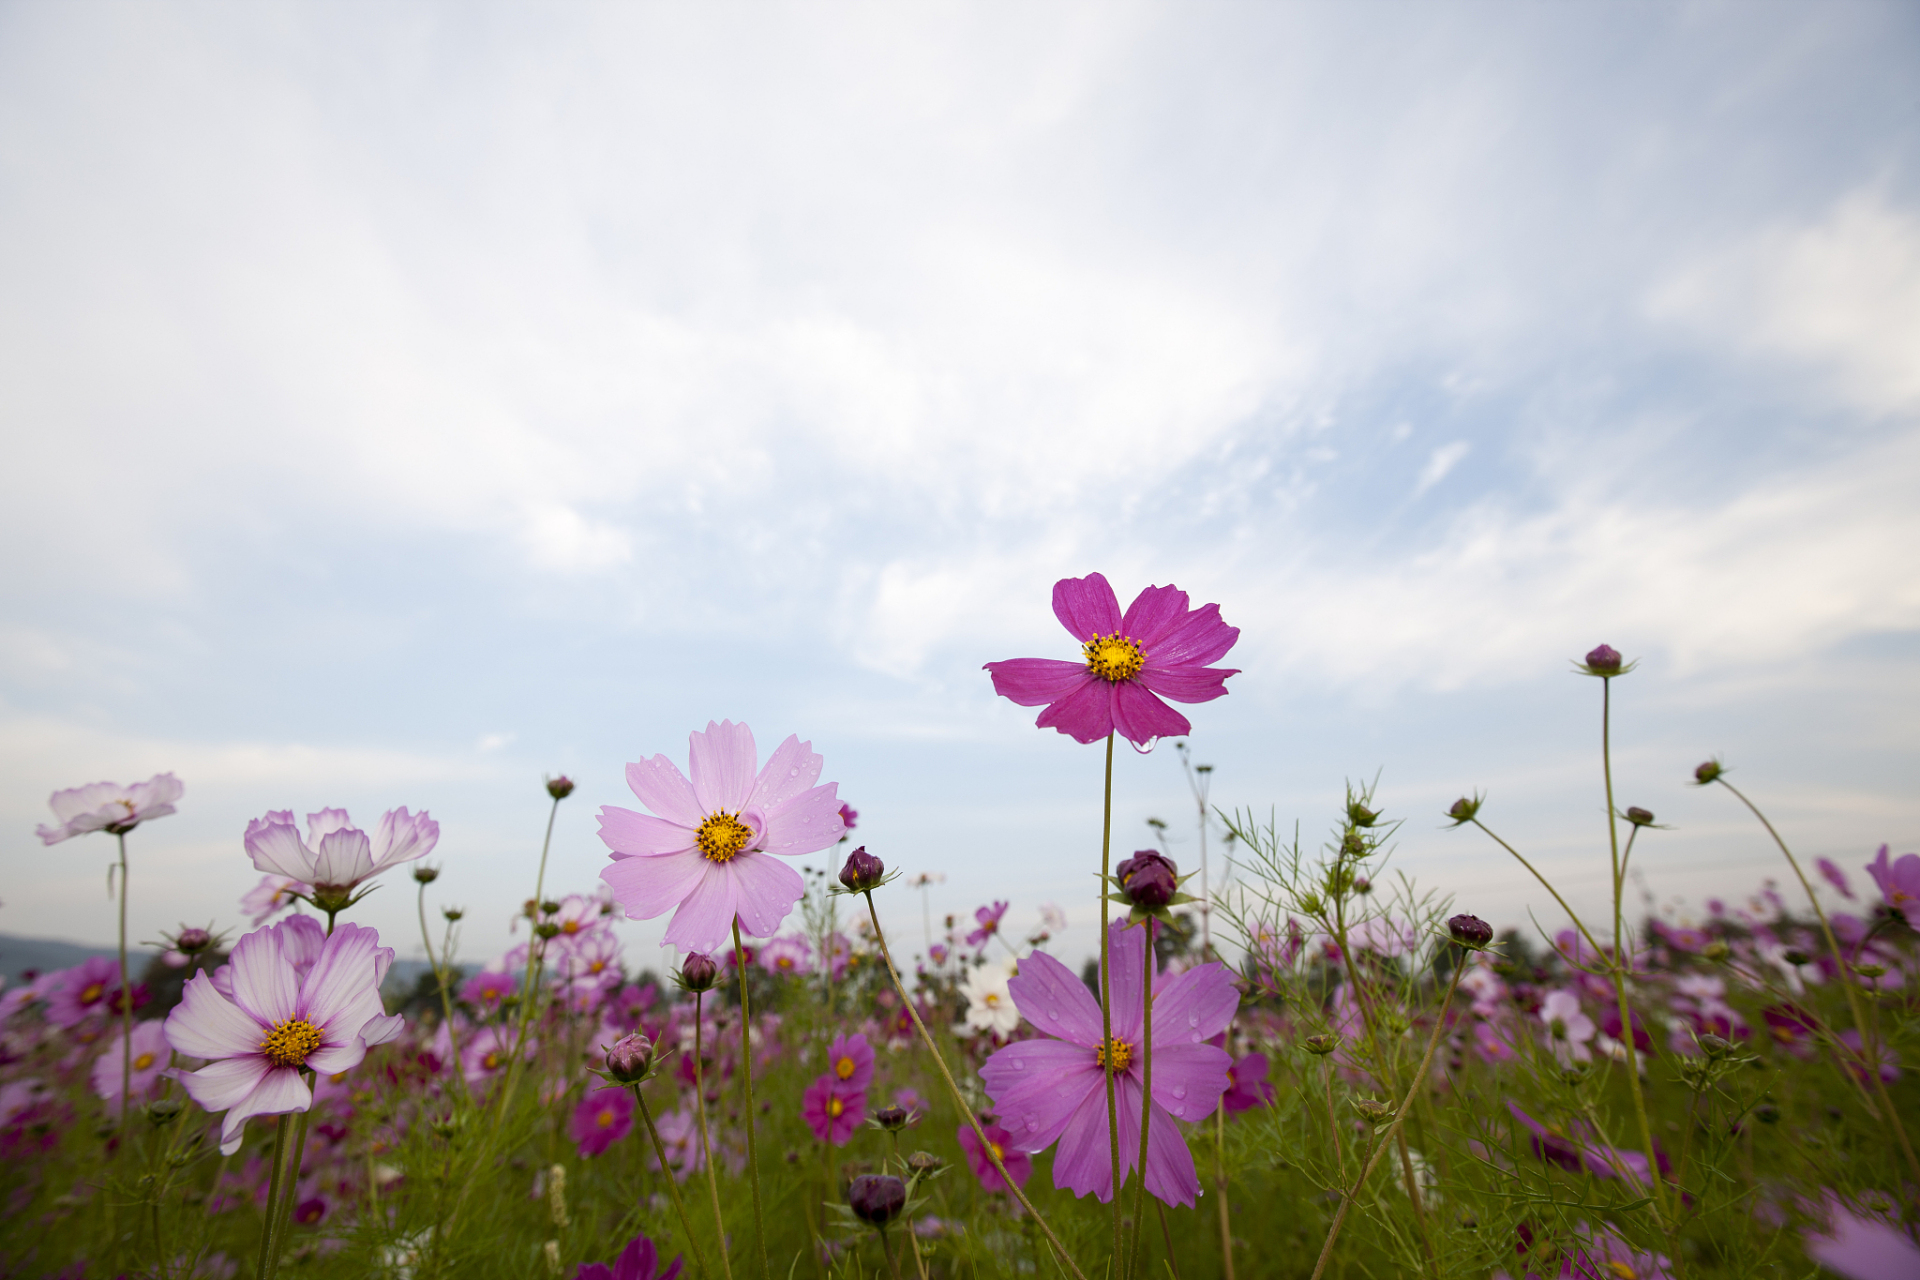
[1801,1190,1920,1280]
[574,1233,684,1280]
[462,1024,532,1086]
[164,919,403,1154]
[758,935,813,978]
[91,1019,171,1102]
[554,929,625,996]
[801,1074,865,1146]
[648,1107,704,1181]
[240,876,309,927]
[957,1117,1032,1193]
[979,920,1238,1207]
[459,969,517,1011]
[597,721,846,953]
[570,1086,635,1157]
[824,1032,875,1090]
[1865,844,1920,929]
[984,573,1240,749]
[243,808,440,900]
[44,956,127,1028]
[1816,858,1855,900]
[966,901,1008,949]
[1218,1051,1275,1115]
[1539,991,1596,1066]
[959,960,1021,1037]
[36,773,184,844]
[1507,1102,1658,1186]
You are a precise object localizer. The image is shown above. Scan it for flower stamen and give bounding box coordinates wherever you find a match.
[695,811,755,863]
[1095,1037,1134,1073]
[1082,633,1145,682]
[260,1018,324,1068]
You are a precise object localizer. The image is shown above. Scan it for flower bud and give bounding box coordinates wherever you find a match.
[605,1033,654,1083]
[1624,807,1655,827]
[412,864,441,884]
[1340,831,1366,859]
[1701,940,1730,961]
[1694,760,1723,785]
[539,900,561,916]
[1782,948,1809,967]
[847,1173,907,1226]
[1352,876,1372,896]
[1303,1034,1338,1056]
[1447,797,1481,824]
[1347,801,1379,829]
[1447,914,1494,949]
[174,927,214,956]
[680,954,720,993]
[874,1106,909,1132]
[907,1150,944,1175]
[1754,1103,1780,1124]
[1115,850,1177,909]
[442,907,465,922]
[147,1098,184,1125]
[838,846,886,892]
[534,923,561,940]
[1854,963,1888,980]
[1698,1033,1731,1058]
[1351,1098,1394,1123]
[1583,644,1623,674]
[547,776,575,800]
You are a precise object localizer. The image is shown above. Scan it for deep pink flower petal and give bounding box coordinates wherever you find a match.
[602,850,712,922]
[984,659,1094,707]
[1119,584,1192,647]
[625,756,705,827]
[1140,600,1239,669]
[1135,664,1240,705]
[1048,1079,1122,1201]
[598,806,697,859]
[749,734,826,812]
[980,1039,1103,1152]
[1105,921,1150,1043]
[1108,681,1191,749]
[1140,1095,1203,1207]
[1051,573,1124,642]
[1005,949,1106,1046]
[165,972,262,1060]
[1034,677,1117,743]
[688,720,758,815]
[1153,963,1241,1044]
[728,855,807,939]
[758,784,846,857]
[613,1234,662,1280]
[228,927,299,1025]
[661,863,740,954]
[826,1033,876,1091]
[1149,1043,1234,1124]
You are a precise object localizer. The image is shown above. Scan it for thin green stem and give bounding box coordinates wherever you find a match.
[1307,963,1465,1280]
[1213,1103,1235,1280]
[116,832,131,1129]
[1129,918,1155,1278]
[254,1115,290,1280]
[264,1101,313,1280]
[418,883,469,1105]
[693,992,733,1280]
[732,920,770,1280]
[635,1085,711,1279]
[1098,732,1122,1268]
[860,892,1089,1280]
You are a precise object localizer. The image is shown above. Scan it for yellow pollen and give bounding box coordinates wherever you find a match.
[81,983,105,1004]
[828,1097,845,1117]
[695,811,755,863]
[134,1052,155,1070]
[984,994,1000,1007]
[483,1052,502,1070]
[562,921,581,934]
[1606,1265,1636,1279]
[835,1055,856,1080]
[1082,633,1145,682]
[989,1141,1004,1161]
[597,1109,617,1129]
[1095,1038,1134,1073]
[260,1018,324,1069]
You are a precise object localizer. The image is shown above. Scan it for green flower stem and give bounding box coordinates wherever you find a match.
[859,891,1089,1280]
[634,1084,711,1280]
[116,832,132,1128]
[264,1100,313,1280]
[417,882,468,1105]
[1714,777,1920,1187]
[1307,962,1465,1280]
[1097,732,1123,1269]
[692,992,734,1280]
[1213,1104,1235,1280]
[254,1114,290,1280]
[1128,917,1155,1279]
[731,920,771,1280]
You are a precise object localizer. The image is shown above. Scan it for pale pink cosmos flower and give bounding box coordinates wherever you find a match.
[91,1019,171,1102]
[1866,844,1920,929]
[985,573,1240,749]
[1539,991,1597,1066]
[979,920,1238,1207]
[242,807,439,899]
[37,773,184,844]
[757,935,813,978]
[240,875,309,927]
[165,918,403,1154]
[597,721,846,954]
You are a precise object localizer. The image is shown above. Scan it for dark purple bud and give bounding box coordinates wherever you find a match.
[1694,760,1723,785]
[839,846,885,892]
[1781,948,1810,967]
[1584,644,1622,674]
[1352,876,1372,896]
[1447,914,1494,949]
[1448,797,1481,824]
[874,1106,909,1131]
[174,927,213,955]
[680,954,720,992]
[1624,807,1655,827]
[605,1033,654,1083]
[547,775,576,800]
[1115,850,1177,908]
[847,1173,907,1226]
[412,863,441,884]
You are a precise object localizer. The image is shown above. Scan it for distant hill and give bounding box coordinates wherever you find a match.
[0,934,158,984]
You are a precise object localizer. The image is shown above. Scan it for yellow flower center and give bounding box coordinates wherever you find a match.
[989,1141,1004,1161]
[260,1018,324,1068]
[483,1052,502,1070]
[835,1055,856,1080]
[1095,1038,1134,1073]
[562,920,581,934]
[1606,1264,1636,1279]
[984,994,1000,1007]
[1894,890,1914,904]
[80,983,105,1004]
[1083,633,1145,682]
[597,1108,617,1129]
[696,811,755,863]
[828,1096,845,1117]
[133,1052,155,1071]
[777,958,792,970]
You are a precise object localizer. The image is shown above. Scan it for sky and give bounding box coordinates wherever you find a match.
[2,1,1917,977]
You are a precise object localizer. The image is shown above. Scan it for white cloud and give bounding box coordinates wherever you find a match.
[1413,441,1471,496]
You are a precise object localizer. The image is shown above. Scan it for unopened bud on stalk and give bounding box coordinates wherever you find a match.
[1702,940,1730,961]
[1698,1033,1731,1058]
[1448,797,1481,824]
[546,775,575,800]
[1694,759,1724,785]
[174,927,214,955]
[1352,876,1372,896]
[539,900,561,915]
[1782,948,1809,966]
[1447,914,1494,949]
[838,846,886,892]
[847,1174,907,1226]
[1303,1034,1338,1056]
[442,907,465,922]
[605,1033,654,1083]
[1583,644,1623,675]
[1347,801,1379,828]
[534,923,561,940]
[1115,850,1178,908]
[1854,963,1888,980]
[147,1098,183,1125]
[412,864,440,884]
[907,1151,944,1175]
[1341,831,1366,859]
[1624,807,1655,827]
[1351,1098,1394,1123]
[874,1106,909,1131]
[679,954,720,992]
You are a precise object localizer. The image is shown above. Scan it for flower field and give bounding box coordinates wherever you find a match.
[2,575,1916,1280]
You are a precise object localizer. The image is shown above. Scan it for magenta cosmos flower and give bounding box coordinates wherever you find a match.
[164,918,403,1154]
[571,1086,635,1157]
[801,1074,866,1146]
[984,573,1240,748]
[1866,844,1920,928]
[825,1032,875,1090]
[597,721,846,953]
[37,773,183,844]
[575,1233,684,1280]
[243,807,439,898]
[979,920,1238,1206]
[958,1117,1032,1193]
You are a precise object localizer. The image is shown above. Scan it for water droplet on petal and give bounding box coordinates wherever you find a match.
[1012,1058,1025,1071]
[1046,1010,1059,1021]
[1190,1032,1201,1043]
[1171,1085,1187,1099]
[1188,1012,1199,1027]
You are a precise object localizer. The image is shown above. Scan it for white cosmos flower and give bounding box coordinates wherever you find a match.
[960,957,1021,1036]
